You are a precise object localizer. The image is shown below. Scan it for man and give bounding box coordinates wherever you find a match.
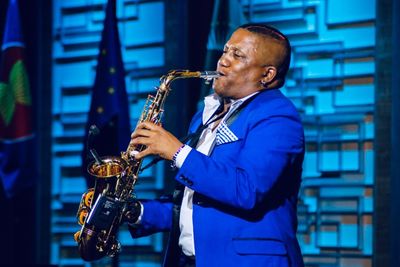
[126,23,305,267]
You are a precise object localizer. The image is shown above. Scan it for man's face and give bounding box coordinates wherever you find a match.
[213,28,271,99]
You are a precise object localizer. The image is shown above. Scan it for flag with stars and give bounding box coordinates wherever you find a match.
[0,0,37,198]
[81,0,131,187]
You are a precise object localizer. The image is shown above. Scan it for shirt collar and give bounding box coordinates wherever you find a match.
[202,92,259,123]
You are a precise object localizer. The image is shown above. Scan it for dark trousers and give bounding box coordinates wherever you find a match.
[178,251,196,267]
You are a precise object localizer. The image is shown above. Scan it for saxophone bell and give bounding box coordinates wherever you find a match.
[75,70,220,261]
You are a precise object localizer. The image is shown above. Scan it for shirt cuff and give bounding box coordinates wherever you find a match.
[174,145,192,169]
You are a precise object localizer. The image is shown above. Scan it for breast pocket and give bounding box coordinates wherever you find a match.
[215,121,240,146]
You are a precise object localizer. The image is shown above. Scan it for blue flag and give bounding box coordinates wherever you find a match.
[82,0,131,187]
[0,0,37,198]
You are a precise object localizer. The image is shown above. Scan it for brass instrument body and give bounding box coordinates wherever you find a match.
[75,70,220,261]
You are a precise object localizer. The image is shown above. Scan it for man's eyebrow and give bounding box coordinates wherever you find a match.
[224,44,242,52]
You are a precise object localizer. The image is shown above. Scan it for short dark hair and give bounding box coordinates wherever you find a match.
[238,23,291,88]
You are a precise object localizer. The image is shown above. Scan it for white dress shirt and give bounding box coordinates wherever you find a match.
[175,92,258,256]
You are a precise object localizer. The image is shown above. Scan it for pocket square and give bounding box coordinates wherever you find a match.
[216,121,239,145]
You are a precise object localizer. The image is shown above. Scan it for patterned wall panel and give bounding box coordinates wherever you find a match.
[242,0,375,266]
[51,0,376,266]
[51,0,165,266]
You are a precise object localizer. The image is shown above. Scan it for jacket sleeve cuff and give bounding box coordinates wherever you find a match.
[174,145,192,169]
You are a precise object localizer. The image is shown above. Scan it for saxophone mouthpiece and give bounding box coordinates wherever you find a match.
[199,71,220,79]
[200,71,220,85]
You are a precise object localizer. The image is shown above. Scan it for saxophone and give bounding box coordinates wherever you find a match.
[74,70,220,261]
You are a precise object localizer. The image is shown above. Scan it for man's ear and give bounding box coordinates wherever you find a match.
[261,66,277,84]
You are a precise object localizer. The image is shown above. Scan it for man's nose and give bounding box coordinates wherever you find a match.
[218,53,230,67]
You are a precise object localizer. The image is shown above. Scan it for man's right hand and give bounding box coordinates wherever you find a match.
[130,122,183,160]
[123,200,142,224]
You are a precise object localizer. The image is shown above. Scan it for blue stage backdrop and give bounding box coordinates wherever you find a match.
[50,0,375,266]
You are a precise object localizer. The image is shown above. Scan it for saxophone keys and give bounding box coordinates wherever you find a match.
[83,189,94,207]
[129,150,139,158]
[77,207,89,225]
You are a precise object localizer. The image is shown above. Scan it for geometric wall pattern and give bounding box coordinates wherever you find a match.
[51,0,375,266]
[241,0,375,266]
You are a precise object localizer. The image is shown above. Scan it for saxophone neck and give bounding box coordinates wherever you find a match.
[159,70,192,90]
[159,70,220,90]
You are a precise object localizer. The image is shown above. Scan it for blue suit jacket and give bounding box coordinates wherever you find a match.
[130,89,305,267]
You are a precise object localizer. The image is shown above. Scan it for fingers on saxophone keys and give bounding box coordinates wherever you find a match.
[131,128,152,139]
[130,148,150,159]
[129,149,140,159]
[130,137,146,146]
[128,141,136,151]
[138,122,155,130]
[136,123,145,130]
[131,123,157,138]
